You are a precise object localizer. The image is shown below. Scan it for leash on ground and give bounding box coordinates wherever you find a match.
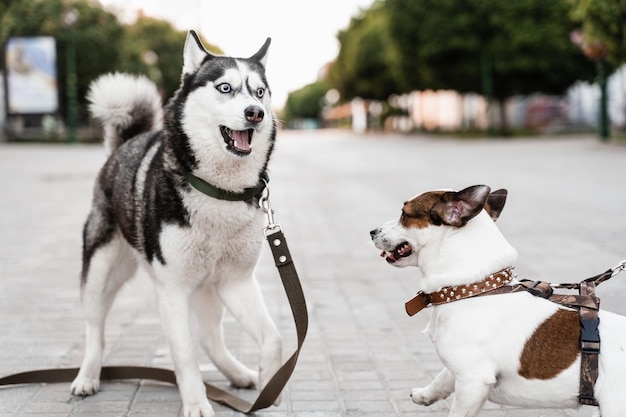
[0,185,308,414]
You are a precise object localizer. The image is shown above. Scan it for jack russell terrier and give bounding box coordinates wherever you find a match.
[370,185,626,417]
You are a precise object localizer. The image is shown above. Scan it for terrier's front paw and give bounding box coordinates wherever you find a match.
[71,376,100,396]
[410,387,437,406]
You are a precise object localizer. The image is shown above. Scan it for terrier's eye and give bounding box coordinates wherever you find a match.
[256,88,265,98]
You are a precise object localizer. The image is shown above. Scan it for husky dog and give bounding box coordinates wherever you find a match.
[71,31,282,417]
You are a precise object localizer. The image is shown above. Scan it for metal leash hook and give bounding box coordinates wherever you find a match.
[611,260,626,277]
[550,259,626,290]
[260,180,281,235]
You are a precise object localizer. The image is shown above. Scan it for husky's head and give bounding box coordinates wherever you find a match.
[165,30,276,190]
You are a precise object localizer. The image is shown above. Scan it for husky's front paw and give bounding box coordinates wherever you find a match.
[259,365,282,406]
[182,401,214,417]
[258,370,282,406]
[410,387,438,406]
[71,376,100,396]
[229,366,257,389]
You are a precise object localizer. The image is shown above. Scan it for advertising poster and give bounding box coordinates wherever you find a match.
[5,36,58,114]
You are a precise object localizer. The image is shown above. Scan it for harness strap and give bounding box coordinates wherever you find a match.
[578,281,600,406]
[0,229,308,414]
[405,266,622,407]
[466,278,601,406]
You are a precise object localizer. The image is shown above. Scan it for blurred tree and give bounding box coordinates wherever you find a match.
[0,0,225,131]
[119,17,222,100]
[570,0,626,65]
[568,0,623,140]
[0,0,124,121]
[281,80,329,127]
[385,0,597,131]
[327,2,402,102]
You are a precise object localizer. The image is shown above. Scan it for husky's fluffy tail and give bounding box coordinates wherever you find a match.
[87,73,163,154]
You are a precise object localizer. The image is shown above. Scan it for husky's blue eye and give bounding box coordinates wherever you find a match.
[216,83,231,93]
[256,88,265,98]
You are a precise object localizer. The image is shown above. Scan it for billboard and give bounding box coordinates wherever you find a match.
[4,36,58,114]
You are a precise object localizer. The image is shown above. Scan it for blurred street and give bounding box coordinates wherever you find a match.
[1,130,625,416]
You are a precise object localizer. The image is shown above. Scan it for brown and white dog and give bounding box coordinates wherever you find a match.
[370,185,626,416]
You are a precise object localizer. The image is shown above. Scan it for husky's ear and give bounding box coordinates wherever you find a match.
[485,189,508,221]
[183,30,209,76]
[249,37,271,68]
[437,185,491,227]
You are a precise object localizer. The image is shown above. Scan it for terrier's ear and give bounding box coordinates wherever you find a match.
[182,30,210,76]
[438,185,491,227]
[249,37,271,68]
[485,189,508,221]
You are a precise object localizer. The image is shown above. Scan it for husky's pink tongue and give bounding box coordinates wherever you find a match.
[232,130,250,151]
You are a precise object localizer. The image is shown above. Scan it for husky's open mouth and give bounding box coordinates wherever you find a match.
[381,241,413,264]
[220,126,253,156]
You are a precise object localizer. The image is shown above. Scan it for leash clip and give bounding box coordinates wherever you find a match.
[611,260,626,277]
[260,180,281,236]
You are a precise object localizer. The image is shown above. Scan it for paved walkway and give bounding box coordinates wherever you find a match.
[1,130,624,417]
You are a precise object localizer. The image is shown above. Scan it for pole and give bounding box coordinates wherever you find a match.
[481,48,495,137]
[597,59,609,141]
[64,6,79,144]
[66,29,77,143]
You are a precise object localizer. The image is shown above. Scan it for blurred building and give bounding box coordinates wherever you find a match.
[323,65,626,134]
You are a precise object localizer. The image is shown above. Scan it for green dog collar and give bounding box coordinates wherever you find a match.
[184,171,268,202]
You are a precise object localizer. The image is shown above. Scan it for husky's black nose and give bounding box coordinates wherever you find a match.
[245,106,264,124]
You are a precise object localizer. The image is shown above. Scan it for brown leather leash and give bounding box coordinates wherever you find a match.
[404,260,626,407]
[0,190,308,414]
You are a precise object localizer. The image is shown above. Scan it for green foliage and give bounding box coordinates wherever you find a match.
[327,1,402,102]
[118,18,185,100]
[570,0,626,65]
[281,80,329,126]
[321,0,596,110]
[1,0,123,119]
[0,0,222,122]
[118,17,222,100]
[385,0,596,100]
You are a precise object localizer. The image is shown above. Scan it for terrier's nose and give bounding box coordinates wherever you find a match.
[245,106,264,124]
[370,228,379,238]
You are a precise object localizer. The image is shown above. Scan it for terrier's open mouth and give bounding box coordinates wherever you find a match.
[220,126,253,156]
[381,242,413,264]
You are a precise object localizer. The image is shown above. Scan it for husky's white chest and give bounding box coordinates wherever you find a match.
[190,196,264,252]
[153,194,265,283]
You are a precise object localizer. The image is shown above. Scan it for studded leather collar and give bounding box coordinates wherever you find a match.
[405,267,515,316]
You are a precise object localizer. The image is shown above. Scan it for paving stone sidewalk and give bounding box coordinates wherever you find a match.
[1,130,624,416]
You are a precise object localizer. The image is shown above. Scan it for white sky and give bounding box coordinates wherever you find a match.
[99,0,376,110]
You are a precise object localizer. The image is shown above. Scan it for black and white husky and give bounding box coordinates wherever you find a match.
[71,31,282,417]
